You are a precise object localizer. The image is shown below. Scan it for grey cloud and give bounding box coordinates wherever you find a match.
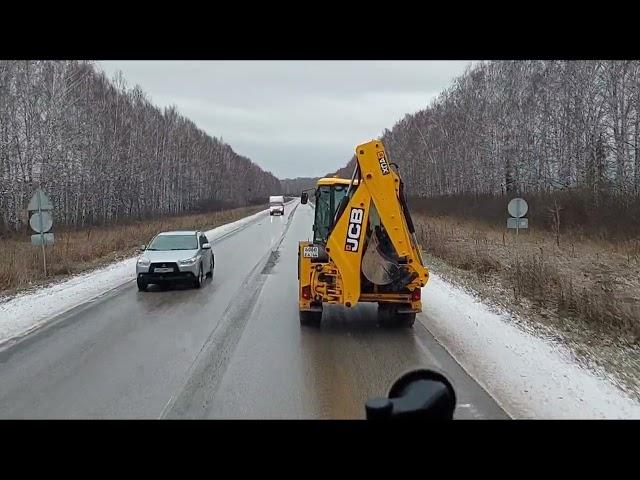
[97,61,472,178]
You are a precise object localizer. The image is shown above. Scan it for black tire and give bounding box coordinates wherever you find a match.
[398,312,416,328]
[378,303,394,328]
[378,303,415,328]
[137,278,148,292]
[300,310,322,327]
[206,255,214,278]
[193,264,203,289]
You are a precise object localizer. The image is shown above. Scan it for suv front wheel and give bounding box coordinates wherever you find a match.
[206,255,214,278]
[137,278,148,291]
[193,264,203,289]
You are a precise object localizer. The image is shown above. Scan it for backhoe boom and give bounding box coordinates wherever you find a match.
[298,139,430,327]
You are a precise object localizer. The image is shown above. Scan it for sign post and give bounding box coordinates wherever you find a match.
[508,198,528,236]
[27,188,54,277]
[507,198,528,269]
[38,189,46,276]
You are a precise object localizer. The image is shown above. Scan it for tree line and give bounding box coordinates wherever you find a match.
[280,177,319,195]
[378,61,640,200]
[331,61,640,235]
[0,61,281,233]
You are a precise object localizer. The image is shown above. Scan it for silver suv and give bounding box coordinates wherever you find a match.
[136,230,214,291]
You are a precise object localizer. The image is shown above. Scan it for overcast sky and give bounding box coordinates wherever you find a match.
[97,61,473,179]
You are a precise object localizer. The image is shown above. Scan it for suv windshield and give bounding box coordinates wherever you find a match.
[147,234,198,251]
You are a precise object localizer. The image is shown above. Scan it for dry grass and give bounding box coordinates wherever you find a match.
[415,214,640,344]
[0,205,263,297]
[408,190,640,242]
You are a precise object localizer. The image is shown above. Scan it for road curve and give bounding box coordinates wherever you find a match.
[0,201,508,419]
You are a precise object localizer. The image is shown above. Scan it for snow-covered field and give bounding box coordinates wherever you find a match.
[421,273,640,419]
[0,206,275,346]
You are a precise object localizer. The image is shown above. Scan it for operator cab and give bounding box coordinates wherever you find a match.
[310,178,359,244]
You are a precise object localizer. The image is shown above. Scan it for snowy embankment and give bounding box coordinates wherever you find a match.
[421,273,640,419]
[0,205,282,346]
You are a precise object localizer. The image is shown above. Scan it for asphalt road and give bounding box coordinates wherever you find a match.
[0,201,508,419]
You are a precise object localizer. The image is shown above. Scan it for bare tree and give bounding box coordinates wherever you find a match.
[334,61,640,207]
[0,61,282,233]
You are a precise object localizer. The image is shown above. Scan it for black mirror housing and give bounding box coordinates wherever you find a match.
[365,369,456,420]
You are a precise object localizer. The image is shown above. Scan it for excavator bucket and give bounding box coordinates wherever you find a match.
[361,231,398,285]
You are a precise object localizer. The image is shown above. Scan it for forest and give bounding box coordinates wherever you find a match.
[280,177,319,195]
[337,61,640,237]
[0,61,281,233]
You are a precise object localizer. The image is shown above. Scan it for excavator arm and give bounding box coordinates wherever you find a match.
[326,140,429,307]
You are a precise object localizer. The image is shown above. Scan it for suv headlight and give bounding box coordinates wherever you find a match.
[137,258,150,266]
[179,256,198,265]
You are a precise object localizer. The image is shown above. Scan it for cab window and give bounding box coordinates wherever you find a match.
[313,184,350,243]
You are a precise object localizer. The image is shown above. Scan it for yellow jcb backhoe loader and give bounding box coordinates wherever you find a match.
[298,139,429,327]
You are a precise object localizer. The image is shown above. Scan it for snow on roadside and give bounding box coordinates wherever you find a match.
[0,204,292,347]
[204,199,296,243]
[0,257,137,345]
[204,207,268,242]
[421,273,640,419]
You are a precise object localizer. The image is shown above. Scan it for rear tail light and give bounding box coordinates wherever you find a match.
[411,289,421,301]
[302,285,312,300]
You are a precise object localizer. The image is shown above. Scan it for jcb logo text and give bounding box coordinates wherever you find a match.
[345,208,364,252]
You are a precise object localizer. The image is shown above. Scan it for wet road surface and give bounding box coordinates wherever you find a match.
[0,201,508,419]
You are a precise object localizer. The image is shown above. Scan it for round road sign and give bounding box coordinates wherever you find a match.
[29,211,53,233]
[508,198,528,218]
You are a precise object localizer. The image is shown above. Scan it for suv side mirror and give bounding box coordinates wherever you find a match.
[139,244,146,252]
[202,243,211,250]
[365,369,456,420]
[301,192,308,204]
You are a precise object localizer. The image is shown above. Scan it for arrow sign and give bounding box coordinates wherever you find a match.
[27,189,53,211]
[507,217,528,229]
[31,233,55,246]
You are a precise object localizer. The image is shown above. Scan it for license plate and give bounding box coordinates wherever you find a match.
[154,267,173,273]
[303,246,319,258]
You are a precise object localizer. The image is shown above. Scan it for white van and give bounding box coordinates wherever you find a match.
[269,195,285,216]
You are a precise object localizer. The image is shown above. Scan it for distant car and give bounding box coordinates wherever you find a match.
[269,195,285,216]
[136,230,214,291]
